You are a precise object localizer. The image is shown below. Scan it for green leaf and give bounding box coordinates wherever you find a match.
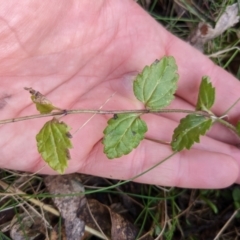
[171,114,213,151]
[196,76,215,111]
[133,56,178,110]
[25,87,61,114]
[236,121,240,136]
[200,196,218,214]
[103,114,147,159]
[36,118,73,174]
[233,187,240,202]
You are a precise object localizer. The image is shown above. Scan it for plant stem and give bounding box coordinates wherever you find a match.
[0,108,211,125]
[1,108,238,138]
[215,117,239,136]
[82,151,178,195]
[222,97,240,116]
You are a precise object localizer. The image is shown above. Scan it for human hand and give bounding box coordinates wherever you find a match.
[0,0,239,188]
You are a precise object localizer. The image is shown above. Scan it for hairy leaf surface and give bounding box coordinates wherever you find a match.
[196,76,215,111]
[25,87,61,114]
[36,118,73,173]
[103,114,147,159]
[133,56,178,110]
[171,114,213,151]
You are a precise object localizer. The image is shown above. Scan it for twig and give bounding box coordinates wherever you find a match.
[1,108,238,138]
[208,47,240,58]
[86,201,109,240]
[0,108,211,125]
[214,208,240,240]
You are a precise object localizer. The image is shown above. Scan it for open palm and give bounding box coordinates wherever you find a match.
[0,0,240,188]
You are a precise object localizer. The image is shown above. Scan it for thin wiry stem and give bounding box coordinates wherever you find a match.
[222,97,240,116]
[0,108,211,125]
[0,108,238,138]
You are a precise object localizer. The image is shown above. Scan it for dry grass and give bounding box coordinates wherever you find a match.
[1,1,240,239]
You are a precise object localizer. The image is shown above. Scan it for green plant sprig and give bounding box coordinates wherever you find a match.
[1,56,240,173]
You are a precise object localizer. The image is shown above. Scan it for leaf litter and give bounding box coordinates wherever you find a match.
[44,174,86,240]
[188,3,240,50]
[44,174,154,240]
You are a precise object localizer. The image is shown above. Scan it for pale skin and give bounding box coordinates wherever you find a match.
[0,0,240,188]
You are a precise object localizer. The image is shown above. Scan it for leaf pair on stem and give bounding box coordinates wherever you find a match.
[24,56,238,174]
[103,57,216,156]
[103,57,178,158]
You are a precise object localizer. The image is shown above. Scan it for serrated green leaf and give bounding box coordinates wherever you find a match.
[25,87,61,114]
[133,56,178,110]
[196,76,215,111]
[171,114,213,151]
[103,114,147,159]
[36,118,73,174]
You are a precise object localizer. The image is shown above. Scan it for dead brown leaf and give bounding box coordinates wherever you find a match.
[49,224,67,240]
[44,174,85,240]
[110,210,138,240]
[79,198,153,240]
[78,198,111,238]
[189,3,240,50]
[10,212,45,240]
